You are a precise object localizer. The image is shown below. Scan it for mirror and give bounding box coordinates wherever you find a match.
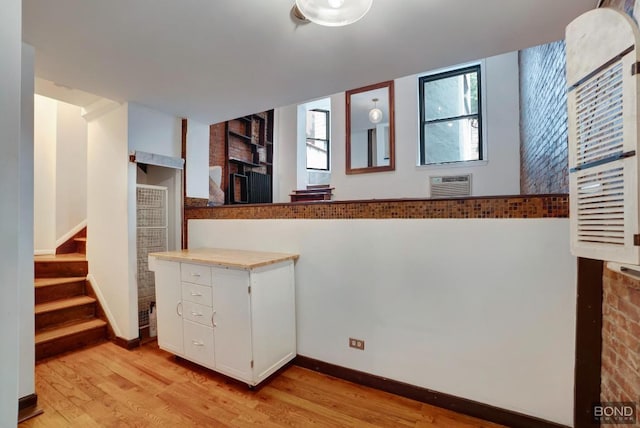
[346,81,395,174]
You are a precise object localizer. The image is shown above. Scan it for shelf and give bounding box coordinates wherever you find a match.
[222,109,274,205]
[229,157,261,168]
[229,173,248,204]
[228,130,252,141]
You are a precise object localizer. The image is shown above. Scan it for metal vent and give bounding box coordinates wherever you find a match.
[136,185,168,328]
[430,174,471,198]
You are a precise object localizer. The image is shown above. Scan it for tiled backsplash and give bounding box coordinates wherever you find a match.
[185,195,569,220]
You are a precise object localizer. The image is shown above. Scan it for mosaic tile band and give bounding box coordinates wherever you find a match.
[185,195,569,220]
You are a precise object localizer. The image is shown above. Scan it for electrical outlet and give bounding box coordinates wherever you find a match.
[349,337,365,350]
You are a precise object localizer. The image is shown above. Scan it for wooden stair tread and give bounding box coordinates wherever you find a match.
[74,237,87,242]
[35,295,96,314]
[35,319,107,345]
[35,253,86,262]
[35,276,86,288]
[290,188,334,195]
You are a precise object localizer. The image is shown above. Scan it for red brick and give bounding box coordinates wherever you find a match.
[602,272,640,407]
[605,292,619,310]
[604,302,613,317]
[602,379,620,401]
[618,299,640,323]
[630,288,640,310]
[601,376,620,401]
[629,320,640,342]
[602,343,615,360]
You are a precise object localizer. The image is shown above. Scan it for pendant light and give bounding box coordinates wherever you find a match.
[294,0,373,27]
[369,98,383,124]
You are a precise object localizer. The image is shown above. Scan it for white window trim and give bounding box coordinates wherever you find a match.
[416,59,489,167]
[299,97,332,173]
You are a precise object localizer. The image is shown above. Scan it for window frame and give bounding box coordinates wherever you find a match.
[418,64,483,166]
[305,108,331,171]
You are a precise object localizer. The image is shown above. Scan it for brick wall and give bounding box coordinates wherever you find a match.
[519,41,569,194]
[209,123,226,169]
[209,123,226,190]
[602,267,640,407]
[597,5,640,419]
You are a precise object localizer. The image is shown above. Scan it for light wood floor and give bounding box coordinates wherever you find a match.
[21,341,504,427]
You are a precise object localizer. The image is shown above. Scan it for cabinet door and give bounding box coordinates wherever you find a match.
[212,267,253,383]
[152,259,184,355]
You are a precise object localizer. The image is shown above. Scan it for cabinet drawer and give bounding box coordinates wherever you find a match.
[182,283,213,306]
[180,263,211,286]
[183,301,213,327]
[183,320,214,368]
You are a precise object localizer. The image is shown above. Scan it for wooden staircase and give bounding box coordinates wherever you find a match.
[289,184,334,202]
[34,230,108,361]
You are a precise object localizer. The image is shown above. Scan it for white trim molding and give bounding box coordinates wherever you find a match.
[87,274,121,338]
[55,219,87,249]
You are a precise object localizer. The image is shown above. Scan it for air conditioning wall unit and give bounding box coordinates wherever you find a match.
[429,174,471,199]
[566,8,640,263]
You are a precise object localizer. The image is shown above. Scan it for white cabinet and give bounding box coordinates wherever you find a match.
[151,259,183,355]
[149,248,298,387]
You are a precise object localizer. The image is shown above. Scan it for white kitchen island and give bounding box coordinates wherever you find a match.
[148,248,298,387]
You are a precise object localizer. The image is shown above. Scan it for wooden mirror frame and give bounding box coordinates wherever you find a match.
[346,80,395,174]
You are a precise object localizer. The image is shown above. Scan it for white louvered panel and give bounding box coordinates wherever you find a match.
[567,8,640,263]
[574,62,624,167]
[570,158,639,262]
[576,167,625,245]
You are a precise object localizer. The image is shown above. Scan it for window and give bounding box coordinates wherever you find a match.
[419,65,482,165]
[306,109,330,170]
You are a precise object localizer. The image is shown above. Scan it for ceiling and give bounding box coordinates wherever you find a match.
[23,0,597,124]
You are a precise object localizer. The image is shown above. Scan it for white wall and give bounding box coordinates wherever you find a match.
[33,95,57,253]
[275,52,521,202]
[274,105,299,202]
[128,104,183,332]
[19,43,35,403]
[185,119,209,198]
[128,103,181,157]
[87,102,184,340]
[0,0,23,422]
[34,96,88,251]
[56,101,87,241]
[87,103,138,339]
[189,218,576,426]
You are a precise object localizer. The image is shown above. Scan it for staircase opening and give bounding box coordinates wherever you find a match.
[34,230,108,360]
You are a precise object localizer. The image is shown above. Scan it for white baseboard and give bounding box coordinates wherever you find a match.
[87,274,121,338]
[56,219,87,248]
[34,249,55,256]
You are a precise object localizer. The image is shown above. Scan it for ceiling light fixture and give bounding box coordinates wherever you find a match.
[293,0,373,27]
[369,98,383,124]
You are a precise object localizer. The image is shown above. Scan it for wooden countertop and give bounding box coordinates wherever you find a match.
[148,248,299,269]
